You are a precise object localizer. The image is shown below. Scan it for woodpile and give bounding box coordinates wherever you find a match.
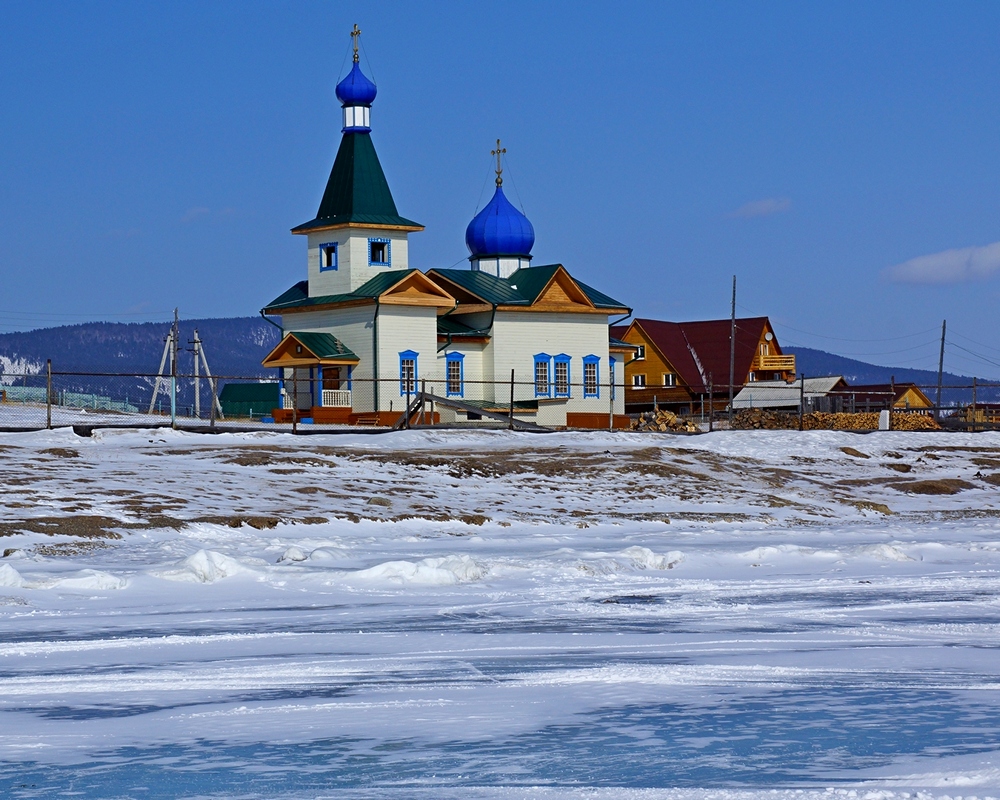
[631,409,699,433]
[733,409,940,431]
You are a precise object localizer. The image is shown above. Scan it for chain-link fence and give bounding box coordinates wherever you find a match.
[2,368,998,432]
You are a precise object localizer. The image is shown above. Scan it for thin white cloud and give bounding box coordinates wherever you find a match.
[728,197,791,219]
[885,241,1000,284]
[181,206,211,223]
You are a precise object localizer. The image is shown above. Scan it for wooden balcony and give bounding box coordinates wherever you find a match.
[754,354,796,372]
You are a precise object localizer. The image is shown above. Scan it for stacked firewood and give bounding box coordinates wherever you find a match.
[733,409,940,431]
[631,409,699,433]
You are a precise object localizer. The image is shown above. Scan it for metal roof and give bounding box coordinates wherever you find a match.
[287,331,359,361]
[732,376,846,409]
[292,132,422,232]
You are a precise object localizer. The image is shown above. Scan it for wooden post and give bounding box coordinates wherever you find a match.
[935,319,946,421]
[292,370,298,435]
[728,275,736,427]
[420,379,427,426]
[889,375,895,431]
[798,373,804,431]
[608,373,614,431]
[406,383,411,429]
[192,329,201,419]
[46,359,52,430]
[509,369,515,430]
[429,385,435,426]
[972,376,978,432]
[170,308,178,429]
[708,374,714,432]
[209,376,217,431]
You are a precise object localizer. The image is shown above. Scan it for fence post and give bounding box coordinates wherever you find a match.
[889,375,894,431]
[420,378,426,426]
[972,377,978,433]
[406,383,411,429]
[708,375,714,432]
[608,375,614,431]
[292,370,298,435]
[209,376,217,431]
[46,359,52,430]
[509,369,515,430]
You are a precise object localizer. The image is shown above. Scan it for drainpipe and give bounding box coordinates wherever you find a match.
[372,299,381,412]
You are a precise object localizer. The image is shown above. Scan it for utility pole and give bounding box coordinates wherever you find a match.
[935,319,946,421]
[728,276,736,426]
[170,308,179,428]
[191,329,201,419]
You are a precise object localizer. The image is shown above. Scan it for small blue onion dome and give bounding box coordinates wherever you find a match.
[465,186,535,257]
[336,62,377,107]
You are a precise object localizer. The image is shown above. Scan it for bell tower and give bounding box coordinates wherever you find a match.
[291,25,424,296]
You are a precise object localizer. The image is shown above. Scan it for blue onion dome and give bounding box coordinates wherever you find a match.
[465,185,535,257]
[336,61,377,107]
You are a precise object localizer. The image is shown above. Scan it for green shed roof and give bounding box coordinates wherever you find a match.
[288,331,358,361]
[292,132,422,232]
[219,382,280,403]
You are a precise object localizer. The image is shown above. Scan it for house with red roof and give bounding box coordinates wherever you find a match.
[611,317,796,415]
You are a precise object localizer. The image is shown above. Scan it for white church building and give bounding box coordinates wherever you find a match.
[261,28,634,428]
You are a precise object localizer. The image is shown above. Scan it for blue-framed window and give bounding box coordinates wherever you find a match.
[554,354,571,397]
[319,241,338,271]
[583,355,600,397]
[533,353,551,397]
[369,237,391,266]
[609,357,617,400]
[399,350,418,395]
[445,352,465,397]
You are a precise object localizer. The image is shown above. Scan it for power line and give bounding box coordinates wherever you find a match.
[947,341,1000,370]
[949,329,1000,356]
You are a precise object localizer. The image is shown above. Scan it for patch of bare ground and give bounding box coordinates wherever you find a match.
[759,468,800,488]
[978,473,1000,486]
[841,447,870,459]
[850,500,893,515]
[838,477,905,487]
[763,496,797,508]
[890,479,976,495]
[912,446,1000,454]
[972,457,1000,469]
[668,512,759,523]
[34,540,114,557]
[351,448,606,480]
[883,463,912,473]
[39,448,80,459]
[0,516,127,539]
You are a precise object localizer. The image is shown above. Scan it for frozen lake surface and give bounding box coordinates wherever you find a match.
[1,427,999,798]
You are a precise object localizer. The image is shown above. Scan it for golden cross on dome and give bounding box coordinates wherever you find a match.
[351,24,361,62]
[491,139,506,186]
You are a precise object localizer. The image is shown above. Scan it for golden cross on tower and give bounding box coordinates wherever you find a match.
[350,24,361,62]
[491,139,506,187]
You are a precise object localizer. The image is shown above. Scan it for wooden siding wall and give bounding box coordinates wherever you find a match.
[307,228,411,297]
[491,312,615,414]
[621,327,695,409]
[377,305,440,411]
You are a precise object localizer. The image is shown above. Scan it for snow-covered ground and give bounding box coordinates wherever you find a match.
[1,427,999,799]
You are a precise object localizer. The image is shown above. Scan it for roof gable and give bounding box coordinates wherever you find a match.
[262,331,359,368]
[378,271,456,309]
[627,317,772,393]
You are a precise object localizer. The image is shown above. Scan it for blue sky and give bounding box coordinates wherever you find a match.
[2,2,1000,377]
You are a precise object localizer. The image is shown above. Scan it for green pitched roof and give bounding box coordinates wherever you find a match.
[292,132,423,232]
[288,331,358,361]
[262,272,422,313]
[427,269,529,305]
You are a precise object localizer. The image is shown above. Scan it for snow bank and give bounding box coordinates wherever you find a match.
[0,563,24,588]
[154,549,258,583]
[22,569,127,591]
[619,546,683,570]
[350,554,484,585]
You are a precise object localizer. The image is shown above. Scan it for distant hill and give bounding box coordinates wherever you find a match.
[0,317,279,378]
[786,346,997,404]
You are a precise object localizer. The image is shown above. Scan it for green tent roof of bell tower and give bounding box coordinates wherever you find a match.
[291,131,423,233]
